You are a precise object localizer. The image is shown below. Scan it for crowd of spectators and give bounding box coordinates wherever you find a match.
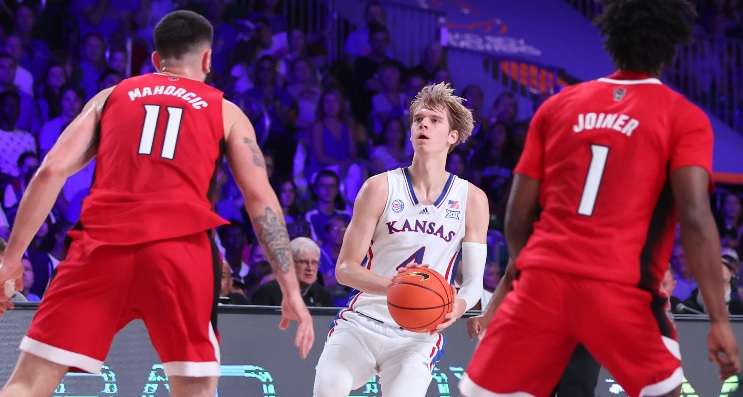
[0,0,741,313]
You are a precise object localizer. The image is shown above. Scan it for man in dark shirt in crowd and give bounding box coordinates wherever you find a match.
[252,237,333,307]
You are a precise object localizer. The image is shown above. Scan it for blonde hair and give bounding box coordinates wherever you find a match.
[409,82,474,147]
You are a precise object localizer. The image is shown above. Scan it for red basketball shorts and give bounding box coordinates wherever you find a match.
[461,269,682,397]
[21,232,221,377]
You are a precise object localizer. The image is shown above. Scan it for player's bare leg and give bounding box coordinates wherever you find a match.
[169,376,218,397]
[0,351,68,397]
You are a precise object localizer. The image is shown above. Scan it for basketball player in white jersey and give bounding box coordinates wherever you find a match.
[313,82,489,397]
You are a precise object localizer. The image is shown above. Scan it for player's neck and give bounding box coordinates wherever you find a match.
[408,156,449,203]
[157,67,205,82]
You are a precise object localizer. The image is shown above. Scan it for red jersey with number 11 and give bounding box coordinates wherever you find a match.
[514,71,713,289]
[77,73,228,246]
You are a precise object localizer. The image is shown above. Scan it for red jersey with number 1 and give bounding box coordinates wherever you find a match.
[78,73,228,246]
[514,71,713,290]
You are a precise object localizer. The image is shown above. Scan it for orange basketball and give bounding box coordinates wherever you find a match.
[387,267,454,332]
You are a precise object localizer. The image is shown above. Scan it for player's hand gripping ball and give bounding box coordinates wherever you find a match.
[387,267,454,332]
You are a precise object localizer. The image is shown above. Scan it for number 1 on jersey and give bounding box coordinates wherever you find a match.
[138,105,183,160]
[578,145,609,216]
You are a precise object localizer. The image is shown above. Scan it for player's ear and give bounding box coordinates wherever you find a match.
[448,129,459,146]
[202,48,212,74]
[151,51,162,71]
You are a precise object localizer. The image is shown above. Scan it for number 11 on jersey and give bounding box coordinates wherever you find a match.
[578,145,609,216]
[138,104,184,160]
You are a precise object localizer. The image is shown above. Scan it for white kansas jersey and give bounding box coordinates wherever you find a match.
[347,167,468,325]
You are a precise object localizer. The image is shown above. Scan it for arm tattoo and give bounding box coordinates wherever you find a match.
[242,137,266,168]
[254,206,292,273]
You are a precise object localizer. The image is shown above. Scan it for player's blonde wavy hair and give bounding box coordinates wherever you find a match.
[409,82,475,149]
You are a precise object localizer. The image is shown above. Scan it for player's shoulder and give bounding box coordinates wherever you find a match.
[465,182,488,209]
[362,172,391,198]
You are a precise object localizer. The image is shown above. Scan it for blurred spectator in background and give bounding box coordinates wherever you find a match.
[0,53,36,133]
[39,85,83,155]
[24,217,60,299]
[369,117,409,174]
[344,0,386,59]
[98,68,123,91]
[679,248,743,315]
[287,57,321,131]
[5,35,34,96]
[0,206,8,239]
[351,23,404,122]
[106,45,129,76]
[2,151,38,224]
[371,62,406,133]
[410,42,447,82]
[305,169,350,242]
[318,214,350,305]
[308,88,357,179]
[13,4,51,82]
[35,62,68,123]
[461,84,486,139]
[219,223,250,280]
[489,91,519,130]
[671,237,696,300]
[446,150,468,178]
[71,0,138,44]
[219,260,250,305]
[252,237,332,307]
[0,90,35,179]
[76,33,107,100]
[717,192,742,251]
[276,178,311,239]
[248,0,288,34]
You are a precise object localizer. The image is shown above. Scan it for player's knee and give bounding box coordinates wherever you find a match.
[313,368,353,397]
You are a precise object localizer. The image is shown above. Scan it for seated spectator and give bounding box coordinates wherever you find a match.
[243,244,275,298]
[670,239,696,300]
[39,85,83,155]
[370,62,407,133]
[343,1,386,59]
[5,35,34,97]
[488,91,519,129]
[277,179,311,239]
[98,68,124,91]
[351,23,405,122]
[20,258,40,302]
[35,62,68,123]
[76,32,107,100]
[247,0,288,34]
[307,88,358,179]
[461,84,486,139]
[0,54,37,133]
[717,192,742,250]
[478,261,502,310]
[24,217,60,299]
[219,260,250,305]
[219,222,250,279]
[2,151,38,223]
[305,169,351,242]
[251,237,333,307]
[286,57,321,130]
[446,150,468,178]
[369,117,409,174]
[13,4,51,81]
[107,46,129,76]
[678,248,743,315]
[318,214,351,305]
[409,42,447,82]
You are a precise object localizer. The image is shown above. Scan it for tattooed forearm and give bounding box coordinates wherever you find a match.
[242,137,266,168]
[254,206,292,273]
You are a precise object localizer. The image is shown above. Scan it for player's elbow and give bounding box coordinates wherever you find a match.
[35,160,69,181]
[677,203,714,238]
[335,261,352,287]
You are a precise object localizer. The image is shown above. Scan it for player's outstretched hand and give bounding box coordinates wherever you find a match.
[279,292,315,359]
[708,321,742,380]
[466,315,485,340]
[0,260,23,316]
[435,297,466,333]
[394,262,429,276]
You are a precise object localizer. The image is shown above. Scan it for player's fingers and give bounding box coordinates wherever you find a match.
[278,316,290,330]
[14,278,22,293]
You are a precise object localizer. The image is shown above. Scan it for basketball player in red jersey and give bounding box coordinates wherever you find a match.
[0,10,313,397]
[460,1,741,396]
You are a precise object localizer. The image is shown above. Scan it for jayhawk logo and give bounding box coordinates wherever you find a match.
[410,271,431,281]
